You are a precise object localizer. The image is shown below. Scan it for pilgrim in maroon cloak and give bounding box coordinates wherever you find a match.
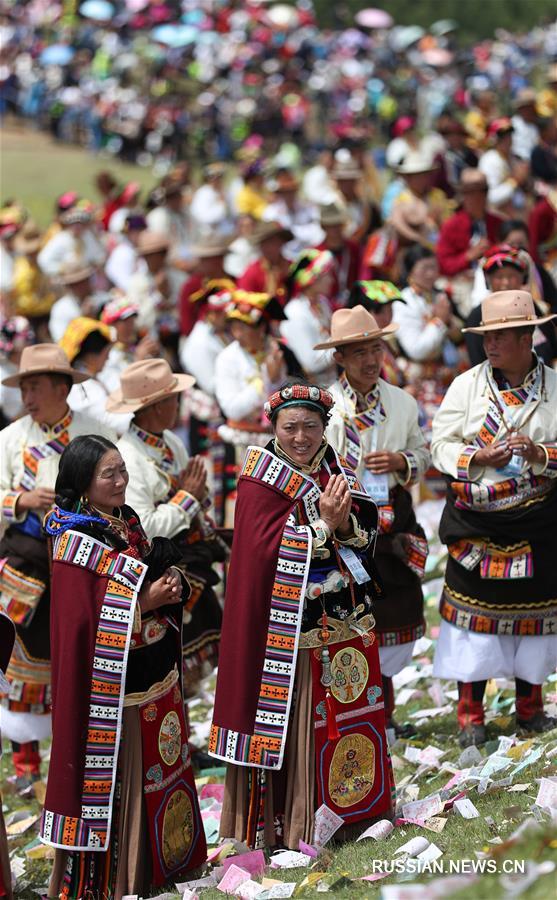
[41,435,206,898]
[209,383,394,850]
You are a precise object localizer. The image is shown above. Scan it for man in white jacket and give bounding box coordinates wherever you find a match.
[320,306,430,736]
[431,290,557,747]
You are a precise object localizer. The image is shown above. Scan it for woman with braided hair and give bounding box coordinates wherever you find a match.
[42,434,206,898]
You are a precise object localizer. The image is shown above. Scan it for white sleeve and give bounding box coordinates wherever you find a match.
[279,307,334,375]
[392,300,447,361]
[478,154,515,207]
[119,443,200,540]
[179,332,214,395]
[214,352,262,420]
[431,377,482,481]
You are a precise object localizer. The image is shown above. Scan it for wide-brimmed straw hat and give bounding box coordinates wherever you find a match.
[57,263,94,286]
[250,221,294,245]
[137,231,170,256]
[189,234,231,258]
[106,359,195,414]
[458,169,488,194]
[319,203,347,227]
[462,290,557,334]
[389,197,431,243]
[396,151,436,175]
[1,343,89,387]
[13,220,43,254]
[314,306,399,350]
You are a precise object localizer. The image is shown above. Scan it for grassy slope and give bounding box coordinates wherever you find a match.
[1,125,155,227]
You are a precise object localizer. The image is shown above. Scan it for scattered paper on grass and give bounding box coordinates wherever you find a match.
[394,835,430,856]
[535,777,557,812]
[236,880,266,899]
[453,798,480,819]
[401,794,444,821]
[313,804,344,847]
[6,813,39,836]
[356,819,393,841]
[216,864,251,894]
[221,849,266,877]
[258,883,297,898]
[270,850,312,869]
[416,841,443,864]
[499,860,556,897]
[298,840,318,857]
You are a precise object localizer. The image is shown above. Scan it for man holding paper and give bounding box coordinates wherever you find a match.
[320,306,430,737]
[431,289,557,747]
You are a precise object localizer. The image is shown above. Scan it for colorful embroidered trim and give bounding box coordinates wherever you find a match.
[451,472,552,512]
[169,490,201,519]
[208,522,311,769]
[2,491,21,522]
[0,563,45,626]
[378,506,395,534]
[478,542,533,580]
[339,374,385,470]
[376,622,425,646]
[209,446,373,770]
[131,423,176,474]
[456,446,478,481]
[21,413,73,491]
[543,443,557,473]
[40,530,146,852]
[439,585,557,635]
[405,534,429,579]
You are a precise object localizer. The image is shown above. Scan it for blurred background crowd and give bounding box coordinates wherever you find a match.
[1,1,557,515]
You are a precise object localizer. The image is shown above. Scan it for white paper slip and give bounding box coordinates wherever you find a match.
[356,819,393,841]
[394,836,430,857]
[535,777,557,812]
[258,884,297,899]
[401,794,444,821]
[336,546,371,584]
[270,851,312,869]
[453,798,480,819]
[417,842,443,864]
[362,470,389,505]
[313,803,344,847]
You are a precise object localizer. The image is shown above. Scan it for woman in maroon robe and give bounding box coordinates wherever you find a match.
[210,383,394,850]
[41,435,206,898]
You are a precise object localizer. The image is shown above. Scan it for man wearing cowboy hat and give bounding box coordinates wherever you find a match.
[48,262,94,343]
[262,170,321,248]
[315,203,361,305]
[391,151,452,254]
[0,344,115,787]
[319,307,430,737]
[37,202,105,280]
[111,360,226,736]
[431,290,557,746]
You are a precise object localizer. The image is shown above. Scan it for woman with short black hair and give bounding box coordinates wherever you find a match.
[42,434,206,898]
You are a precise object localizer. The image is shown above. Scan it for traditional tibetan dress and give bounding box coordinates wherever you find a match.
[0,410,114,777]
[41,505,206,898]
[117,423,225,695]
[431,357,557,722]
[210,443,394,850]
[327,375,430,722]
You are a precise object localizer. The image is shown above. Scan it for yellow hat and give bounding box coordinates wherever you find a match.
[59,317,112,363]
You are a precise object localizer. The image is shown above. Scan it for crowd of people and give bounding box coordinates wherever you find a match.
[1,7,557,900]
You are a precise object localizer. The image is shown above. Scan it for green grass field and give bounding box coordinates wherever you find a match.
[1,125,156,226]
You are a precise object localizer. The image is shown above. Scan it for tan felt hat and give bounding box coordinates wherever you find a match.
[462,290,557,333]
[396,151,436,175]
[314,305,398,350]
[137,231,170,256]
[2,343,89,387]
[106,358,195,413]
[388,197,431,243]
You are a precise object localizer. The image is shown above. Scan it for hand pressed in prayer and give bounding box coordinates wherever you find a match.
[319,474,352,534]
[180,456,207,500]
[473,441,513,468]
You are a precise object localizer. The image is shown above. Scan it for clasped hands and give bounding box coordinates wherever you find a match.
[140,566,182,613]
[473,432,545,468]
